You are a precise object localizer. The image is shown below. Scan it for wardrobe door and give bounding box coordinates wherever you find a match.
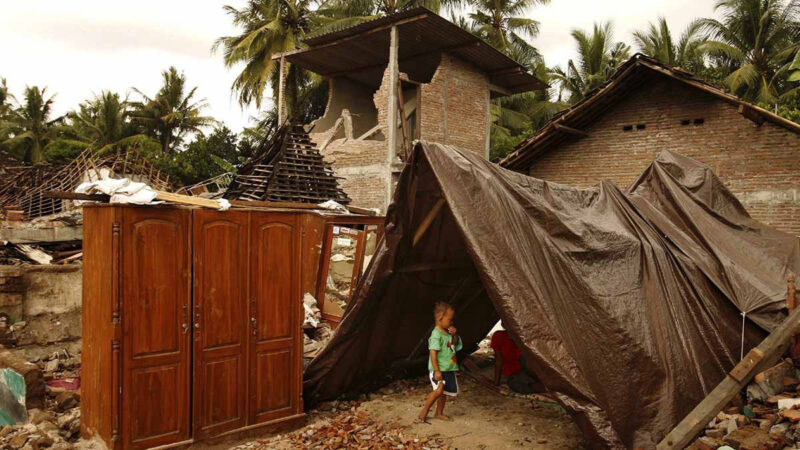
[249,213,301,424]
[192,210,249,438]
[121,207,191,449]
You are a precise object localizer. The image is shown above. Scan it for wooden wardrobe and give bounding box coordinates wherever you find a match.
[81,204,305,449]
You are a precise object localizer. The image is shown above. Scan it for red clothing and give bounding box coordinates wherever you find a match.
[490,330,521,376]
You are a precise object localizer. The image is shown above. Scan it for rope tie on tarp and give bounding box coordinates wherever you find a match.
[740,311,747,360]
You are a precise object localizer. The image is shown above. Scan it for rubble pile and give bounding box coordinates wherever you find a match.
[689,358,800,449]
[0,348,82,449]
[302,293,333,360]
[236,408,450,450]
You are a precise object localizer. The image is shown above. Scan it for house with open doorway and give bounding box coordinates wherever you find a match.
[500,53,800,235]
[273,7,546,213]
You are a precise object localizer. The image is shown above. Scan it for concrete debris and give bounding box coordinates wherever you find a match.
[304,322,333,359]
[0,241,82,266]
[0,343,85,449]
[302,293,321,329]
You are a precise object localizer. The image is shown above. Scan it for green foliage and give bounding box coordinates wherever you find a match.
[145,127,250,186]
[699,0,800,104]
[43,139,89,164]
[129,67,216,154]
[0,86,67,163]
[550,22,631,103]
[633,17,707,72]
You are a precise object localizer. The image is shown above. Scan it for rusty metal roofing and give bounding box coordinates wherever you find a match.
[500,53,800,170]
[281,8,546,94]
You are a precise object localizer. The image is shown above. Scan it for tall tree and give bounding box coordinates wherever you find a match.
[468,0,549,65]
[0,86,65,163]
[68,91,147,153]
[550,22,631,103]
[215,0,319,112]
[130,67,215,154]
[633,17,707,73]
[700,0,800,103]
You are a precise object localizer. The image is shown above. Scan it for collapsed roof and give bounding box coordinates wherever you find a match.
[0,148,172,220]
[501,53,800,170]
[304,141,800,448]
[279,7,546,94]
[224,125,351,205]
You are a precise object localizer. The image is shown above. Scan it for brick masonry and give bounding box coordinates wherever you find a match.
[420,54,489,156]
[526,75,800,235]
[311,52,492,213]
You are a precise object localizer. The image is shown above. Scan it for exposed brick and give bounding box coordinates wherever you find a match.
[526,75,800,235]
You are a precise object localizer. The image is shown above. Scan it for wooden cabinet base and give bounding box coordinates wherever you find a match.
[146,414,307,449]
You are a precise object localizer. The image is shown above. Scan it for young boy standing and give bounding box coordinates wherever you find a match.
[417,302,462,422]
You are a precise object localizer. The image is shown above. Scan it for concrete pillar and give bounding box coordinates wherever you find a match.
[386,26,399,161]
[385,25,400,211]
[278,55,287,124]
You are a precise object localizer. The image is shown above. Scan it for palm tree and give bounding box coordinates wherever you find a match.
[468,0,549,66]
[550,22,631,104]
[633,17,707,73]
[215,0,319,111]
[699,0,800,103]
[0,86,65,163]
[68,91,154,154]
[130,67,216,154]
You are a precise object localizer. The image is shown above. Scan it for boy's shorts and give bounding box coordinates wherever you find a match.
[429,371,458,397]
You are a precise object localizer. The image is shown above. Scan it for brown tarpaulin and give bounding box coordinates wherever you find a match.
[304,142,800,448]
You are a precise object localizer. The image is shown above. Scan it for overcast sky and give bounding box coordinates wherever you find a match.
[0,0,717,132]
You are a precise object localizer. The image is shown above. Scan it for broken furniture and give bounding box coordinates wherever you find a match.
[81,204,308,449]
[315,218,384,327]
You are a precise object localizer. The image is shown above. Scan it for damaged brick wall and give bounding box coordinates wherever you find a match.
[527,75,800,235]
[419,54,490,156]
[312,52,492,212]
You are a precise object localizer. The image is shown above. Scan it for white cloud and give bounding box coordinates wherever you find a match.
[0,0,717,131]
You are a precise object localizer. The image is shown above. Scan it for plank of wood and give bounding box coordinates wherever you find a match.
[44,191,110,202]
[412,198,446,247]
[553,123,589,137]
[657,306,800,449]
[346,205,378,216]
[153,191,222,209]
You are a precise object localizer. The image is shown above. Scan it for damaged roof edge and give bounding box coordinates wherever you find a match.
[271,7,547,94]
[500,53,800,170]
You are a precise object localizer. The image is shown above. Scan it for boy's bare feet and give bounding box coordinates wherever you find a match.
[434,414,451,421]
[414,417,430,424]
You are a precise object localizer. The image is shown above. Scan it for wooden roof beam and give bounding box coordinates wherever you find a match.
[738,104,765,126]
[553,123,589,138]
[272,13,429,61]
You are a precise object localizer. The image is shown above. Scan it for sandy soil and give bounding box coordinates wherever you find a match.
[359,373,584,450]
[220,369,584,450]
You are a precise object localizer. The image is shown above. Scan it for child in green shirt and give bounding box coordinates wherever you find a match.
[417,301,462,423]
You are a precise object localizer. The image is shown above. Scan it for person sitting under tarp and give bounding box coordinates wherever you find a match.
[491,326,537,394]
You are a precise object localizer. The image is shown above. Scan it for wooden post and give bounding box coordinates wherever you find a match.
[657,286,800,449]
[397,78,410,160]
[278,55,287,124]
[412,198,445,247]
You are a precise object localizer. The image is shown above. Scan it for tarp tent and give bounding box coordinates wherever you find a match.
[304,142,800,448]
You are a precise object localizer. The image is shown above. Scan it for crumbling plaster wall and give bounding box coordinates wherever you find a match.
[311,66,397,213]
[419,53,490,157]
[526,75,800,235]
[312,77,380,138]
[310,52,492,212]
[0,266,81,322]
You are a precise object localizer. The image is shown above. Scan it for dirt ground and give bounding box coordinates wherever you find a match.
[222,367,584,450]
